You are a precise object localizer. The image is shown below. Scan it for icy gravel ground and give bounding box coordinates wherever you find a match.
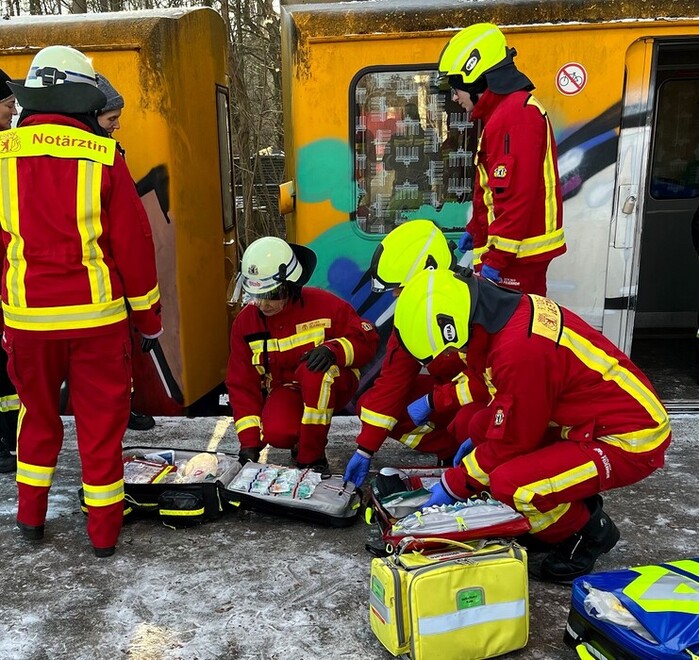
[0,414,696,660]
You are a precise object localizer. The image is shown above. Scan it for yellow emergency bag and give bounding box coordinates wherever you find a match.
[369,536,529,660]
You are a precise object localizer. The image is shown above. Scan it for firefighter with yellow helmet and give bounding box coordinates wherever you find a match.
[437,23,566,295]
[342,220,489,488]
[393,268,671,582]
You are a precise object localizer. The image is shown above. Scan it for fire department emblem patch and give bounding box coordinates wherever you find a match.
[494,407,505,426]
[493,164,508,178]
[247,264,258,275]
[0,131,21,154]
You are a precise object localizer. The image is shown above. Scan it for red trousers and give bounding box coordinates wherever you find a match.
[448,405,668,542]
[479,260,549,296]
[4,324,131,549]
[262,364,358,464]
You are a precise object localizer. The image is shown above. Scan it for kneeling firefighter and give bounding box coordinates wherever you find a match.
[227,237,379,470]
[393,268,671,583]
[343,220,488,487]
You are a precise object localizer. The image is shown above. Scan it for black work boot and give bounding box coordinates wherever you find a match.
[539,497,620,583]
[297,455,330,476]
[127,410,155,431]
[0,437,16,473]
[17,521,45,541]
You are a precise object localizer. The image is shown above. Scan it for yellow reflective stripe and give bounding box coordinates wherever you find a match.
[527,96,560,236]
[318,365,339,410]
[2,299,127,331]
[83,479,124,507]
[513,461,597,533]
[77,160,112,304]
[486,227,566,259]
[0,393,20,412]
[0,157,27,307]
[16,461,54,487]
[398,424,432,449]
[0,125,116,165]
[560,328,671,452]
[334,337,354,365]
[234,415,261,434]
[453,372,474,406]
[302,406,334,425]
[160,507,205,517]
[359,406,397,431]
[249,327,326,365]
[623,562,699,615]
[478,160,496,228]
[463,450,490,488]
[127,284,161,311]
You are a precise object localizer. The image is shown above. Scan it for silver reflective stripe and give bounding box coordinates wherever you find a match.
[417,598,526,635]
[369,591,392,624]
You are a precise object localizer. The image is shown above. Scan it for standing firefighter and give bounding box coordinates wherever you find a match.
[438,23,566,295]
[0,46,162,557]
[394,269,671,583]
[227,237,378,470]
[343,220,486,487]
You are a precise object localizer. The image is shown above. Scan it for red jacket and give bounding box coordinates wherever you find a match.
[0,115,161,338]
[469,90,566,272]
[356,329,488,452]
[227,287,378,448]
[444,295,671,499]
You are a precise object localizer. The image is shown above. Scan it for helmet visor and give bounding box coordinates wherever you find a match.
[244,283,288,302]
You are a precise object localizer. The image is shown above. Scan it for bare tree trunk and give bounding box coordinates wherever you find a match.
[69,0,87,14]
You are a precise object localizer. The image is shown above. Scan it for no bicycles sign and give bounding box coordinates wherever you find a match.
[556,62,587,96]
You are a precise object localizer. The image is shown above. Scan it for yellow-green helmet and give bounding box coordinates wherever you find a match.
[438,23,508,88]
[370,220,455,293]
[394,268,476,363]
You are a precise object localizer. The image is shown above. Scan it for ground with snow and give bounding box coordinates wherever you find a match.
[0,415,697,660]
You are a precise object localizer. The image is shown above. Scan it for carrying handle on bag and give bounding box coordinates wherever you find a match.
[395,535,503,556]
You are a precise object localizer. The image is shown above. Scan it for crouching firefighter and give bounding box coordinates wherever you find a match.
[227,237,379,471]
[393,268,671,583]
[0,46,162,557]
[343,220,488,488]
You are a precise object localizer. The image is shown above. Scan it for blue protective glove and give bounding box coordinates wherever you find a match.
[407,394,433,427]
[457,231,473,252]
[480,264,501,282]
[343,449,372,487]
[452,438,474,467]
[423,482,457,508]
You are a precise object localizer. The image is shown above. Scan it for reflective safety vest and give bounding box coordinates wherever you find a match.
[0,117,161,336]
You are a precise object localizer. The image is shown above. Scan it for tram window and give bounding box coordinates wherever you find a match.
[352,68,478,235]
[216,84,236,232]
[649,78,699,200]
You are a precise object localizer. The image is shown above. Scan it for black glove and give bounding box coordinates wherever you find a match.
[141,337,159,353]
[238,447,261,466]
[301,345,336,373]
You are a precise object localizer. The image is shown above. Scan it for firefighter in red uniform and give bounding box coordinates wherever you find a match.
[394,268,671,582]
[227,237,378,470]
[437,23,566,296]
[343,220,488,487]
[1,46,162,557]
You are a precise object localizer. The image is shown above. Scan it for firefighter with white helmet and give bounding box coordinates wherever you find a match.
[227,236,378,470]
[393,268,671,582]
[1,46,162,556]
[437,23,566,296]
[342,220,489,488]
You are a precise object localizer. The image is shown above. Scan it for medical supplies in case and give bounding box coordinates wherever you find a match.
[369,536,529,660]
[366,467,531,551]
[564,558,699,659]
[120,446,239,526]
[221,461,361,527]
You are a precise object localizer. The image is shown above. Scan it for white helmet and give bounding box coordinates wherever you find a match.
[8,45,106,114]
[240,236,317,298]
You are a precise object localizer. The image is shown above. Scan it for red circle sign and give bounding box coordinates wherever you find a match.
[556,63,587,96]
